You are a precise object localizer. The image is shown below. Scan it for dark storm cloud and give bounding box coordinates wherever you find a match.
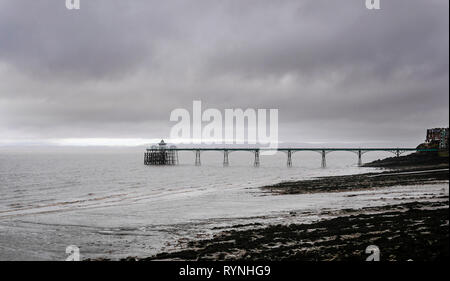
[0,0,448,145]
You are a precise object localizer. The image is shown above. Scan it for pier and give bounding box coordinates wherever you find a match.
[144,141,439,167]
[144,140,178,165]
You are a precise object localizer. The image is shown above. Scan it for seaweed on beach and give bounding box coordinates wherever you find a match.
[261,168,448,195]
[145,200,449,261]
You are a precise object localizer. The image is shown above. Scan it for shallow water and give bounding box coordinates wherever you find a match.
[0,150,447,260]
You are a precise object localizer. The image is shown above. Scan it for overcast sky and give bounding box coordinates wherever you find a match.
[0,0,448,147]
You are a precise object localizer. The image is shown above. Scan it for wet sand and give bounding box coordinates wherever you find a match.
[145,200,449,261]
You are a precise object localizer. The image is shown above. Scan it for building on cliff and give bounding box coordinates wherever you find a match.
[426,128,449,149]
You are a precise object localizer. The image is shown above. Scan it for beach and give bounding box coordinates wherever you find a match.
[146,200,448,261]
[133,152,449,261]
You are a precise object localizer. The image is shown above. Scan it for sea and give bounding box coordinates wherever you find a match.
[0,148,448,260]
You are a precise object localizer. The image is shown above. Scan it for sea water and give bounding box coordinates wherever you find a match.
[0,149,447,260]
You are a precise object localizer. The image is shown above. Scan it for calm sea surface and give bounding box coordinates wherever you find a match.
[0,150,447,260]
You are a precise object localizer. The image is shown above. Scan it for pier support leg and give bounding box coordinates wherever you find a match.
[396,149,400,157]
[195,150,201,166]
[254,150,260,167]
[223,150,229,167]
[321,150,326,168]
[358,150,362,166]
[287,150,292,167]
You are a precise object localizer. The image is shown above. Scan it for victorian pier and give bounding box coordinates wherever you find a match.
[144,140,438,168]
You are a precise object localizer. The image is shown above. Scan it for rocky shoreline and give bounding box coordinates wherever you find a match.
[261,167,448,195]
[363,150,449,169]
[145,200,449,261]
[259,151,448,195]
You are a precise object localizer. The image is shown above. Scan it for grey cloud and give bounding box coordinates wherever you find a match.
[0,0,448,145]
[0,0,184,79]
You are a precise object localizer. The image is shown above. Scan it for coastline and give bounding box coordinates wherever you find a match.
[260,167,448,195]
[146,200,449,261]
[96,152,450,261]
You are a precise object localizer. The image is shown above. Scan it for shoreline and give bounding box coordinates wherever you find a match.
[260,151,449,195]
[259,151,448,195]
[145,200,449,261]
[260,167,448,195]
[94,152,450,261]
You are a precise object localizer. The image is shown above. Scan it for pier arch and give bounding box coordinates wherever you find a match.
[290,151,323,168]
